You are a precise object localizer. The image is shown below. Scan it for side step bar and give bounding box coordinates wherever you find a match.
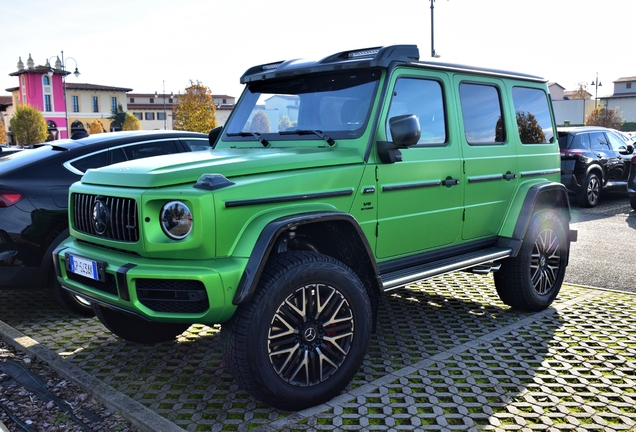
[380,247,512,291]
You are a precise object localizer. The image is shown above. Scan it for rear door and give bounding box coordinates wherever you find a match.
[455,77,518,241]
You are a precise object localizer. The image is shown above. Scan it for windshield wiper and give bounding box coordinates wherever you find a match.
[226,132,269,147]
[279,129,335,147]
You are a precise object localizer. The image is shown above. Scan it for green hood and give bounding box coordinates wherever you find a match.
[80,147,365,188]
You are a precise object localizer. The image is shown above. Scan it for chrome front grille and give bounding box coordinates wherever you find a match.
[72,193,139,242]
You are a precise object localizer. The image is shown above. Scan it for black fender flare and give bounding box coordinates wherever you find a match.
[232,212,381,305]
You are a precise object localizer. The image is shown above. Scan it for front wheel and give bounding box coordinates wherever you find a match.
[93,304,190,344]
[222,251,372,411]
[494,210,568,311]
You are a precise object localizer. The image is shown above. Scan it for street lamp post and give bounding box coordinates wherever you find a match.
[591,72,602,109]
[46,51,80,138]
[430,0,444,58]
[155,81,173,130]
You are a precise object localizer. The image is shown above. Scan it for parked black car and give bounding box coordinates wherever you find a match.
[627,155,636,210]
[558,126,634,207]
[0,130,211,315]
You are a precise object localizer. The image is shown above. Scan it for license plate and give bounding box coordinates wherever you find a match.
[67,254,102,281]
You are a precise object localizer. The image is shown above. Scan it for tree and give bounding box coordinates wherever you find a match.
[108,104,128,130]
[89,120,105,134]
[250,111,270,133]
[0,117,6,145]
[172,80,218,133]
[122,114,141,131]
[571,82,590,100]
[9,104,48,146]
[516,111,546,144]
[585,105,623,129]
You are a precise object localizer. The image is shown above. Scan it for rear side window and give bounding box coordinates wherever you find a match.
[122,140,180,160]
[459,83,505,145]
[387,78,446,145]
[511,87,554,144]
[590,132,610,151]
[70,151,109,173]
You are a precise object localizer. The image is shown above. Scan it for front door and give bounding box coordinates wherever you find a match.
[375,72,463,259]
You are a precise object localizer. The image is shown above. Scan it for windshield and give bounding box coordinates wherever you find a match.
[224,69,381,144]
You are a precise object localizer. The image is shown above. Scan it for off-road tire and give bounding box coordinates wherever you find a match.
[93,304,190,344]
[222,250,372,411]
[576,172,601,207]
[494,210,567,311]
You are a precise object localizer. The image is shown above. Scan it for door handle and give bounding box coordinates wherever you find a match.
[503,173,517,180]
[442,178,460,186]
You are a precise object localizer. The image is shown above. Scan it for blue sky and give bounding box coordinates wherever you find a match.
[1,0,633,100]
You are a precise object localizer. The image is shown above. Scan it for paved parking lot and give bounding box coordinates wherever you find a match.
[2,195,636,431]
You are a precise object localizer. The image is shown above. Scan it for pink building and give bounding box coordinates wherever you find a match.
[9,54,75,139]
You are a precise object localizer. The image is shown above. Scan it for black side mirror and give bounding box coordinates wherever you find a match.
[208,126,222,148]
[377,114,421,164]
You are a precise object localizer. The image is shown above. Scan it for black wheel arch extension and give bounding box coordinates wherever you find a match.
[496,181,575,259]
[232,212,381,306]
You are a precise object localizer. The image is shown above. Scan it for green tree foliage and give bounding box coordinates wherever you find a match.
[9,104,48,146]
[122,114,141,131]
[173,81,218,133]
[279,115,295,132]
[250,111,270,133]
[585,105,623,129]
[108,104,128,130]
[0,117,6,145]
[516,111,546,143]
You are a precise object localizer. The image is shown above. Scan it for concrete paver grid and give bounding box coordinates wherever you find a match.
[1,273,636,431]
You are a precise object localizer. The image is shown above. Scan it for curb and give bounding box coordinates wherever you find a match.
[0,319,184,432]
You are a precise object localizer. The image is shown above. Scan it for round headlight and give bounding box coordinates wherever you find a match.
[160,201,193,240]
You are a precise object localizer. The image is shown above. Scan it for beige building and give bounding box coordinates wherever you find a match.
[126,93,236,130]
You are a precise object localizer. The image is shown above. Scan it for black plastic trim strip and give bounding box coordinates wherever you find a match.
[382,181,441,192]
[468,174,506,183]
[225,189,353,208]
[520,168,561,177]
[116,264,136,302]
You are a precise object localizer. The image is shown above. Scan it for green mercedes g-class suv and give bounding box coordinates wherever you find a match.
[54,44,574,410]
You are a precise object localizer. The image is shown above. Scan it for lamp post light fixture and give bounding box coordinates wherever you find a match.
[591,72,602,109]
[46,51,80,138]
[154,81,174,130]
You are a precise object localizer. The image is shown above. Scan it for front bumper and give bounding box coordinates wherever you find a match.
[53,239,246,324]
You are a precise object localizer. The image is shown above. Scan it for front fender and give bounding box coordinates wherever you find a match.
[232,210,378,305]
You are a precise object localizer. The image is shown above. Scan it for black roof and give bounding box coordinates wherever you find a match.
[240,44,547,85]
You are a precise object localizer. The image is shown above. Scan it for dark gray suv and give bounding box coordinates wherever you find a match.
[558,126,634,207]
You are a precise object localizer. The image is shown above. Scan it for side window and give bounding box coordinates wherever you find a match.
[590,132,610,151]
[386,78,446,145]
[69,151,109,173]
[182,139,211,152]
[511,87,554,144]
[576,133,591,150]
[122,140,181,160]
[459,83,505,145]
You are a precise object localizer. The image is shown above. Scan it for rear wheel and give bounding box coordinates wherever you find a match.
[93,304,190,344]
[576,172,601,207]
[494,210,567,311]
[222,251,372,410]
